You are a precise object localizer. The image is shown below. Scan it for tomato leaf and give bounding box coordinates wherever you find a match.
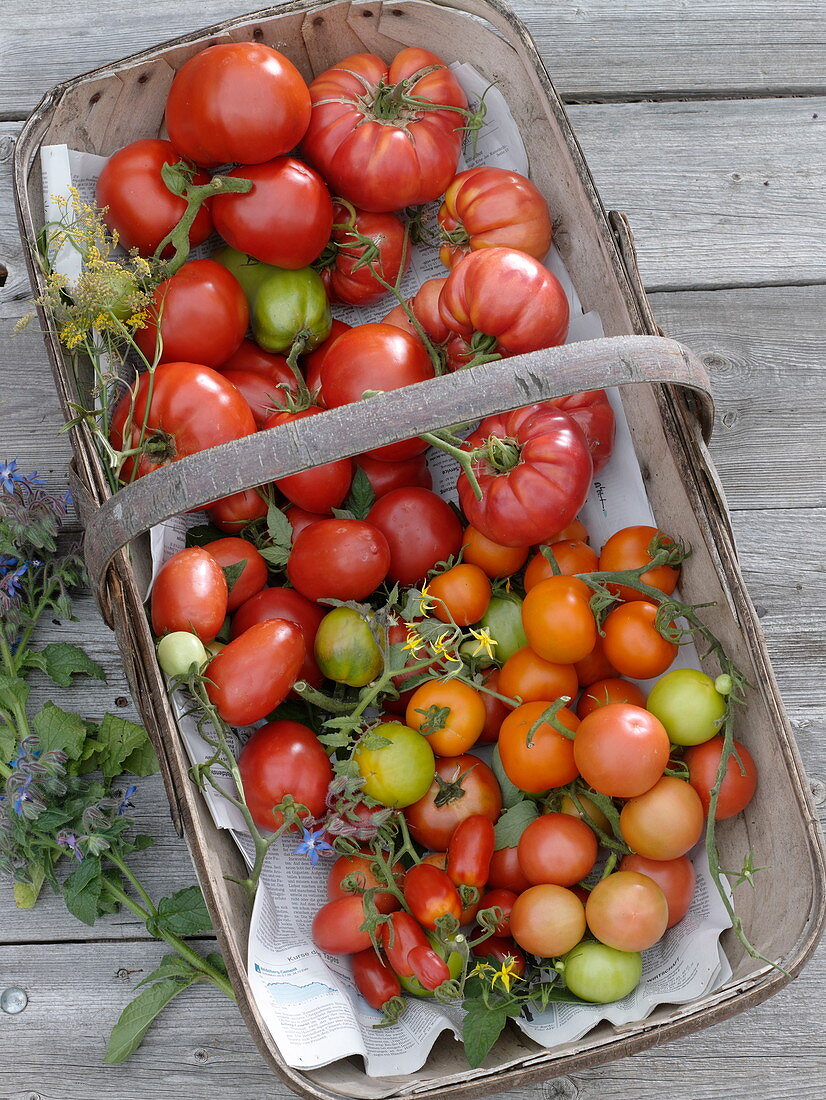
[343,466,375,521]
[493,800,538,850]
[490,745,524,809]
[185,522,226,547]
[462,999,509,1068]
[104,975,198,1063]
[220,559,248,594]
[259,502,293,569]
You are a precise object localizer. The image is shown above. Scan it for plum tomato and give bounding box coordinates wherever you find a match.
[352,949,402,1011]
[573,703,670,798]
[601,601,678,680]
[205,619,305,725]
[287,519,390,602]
[646,668,727,746]
[312,895,372,955]
[683,735,758,819]
[446,815,496,890]
[498,701,579,793]
[203,537,267,613]
[353,723,435,809]
[521,576,597,664]
[405,753,502,851]
[238,719,333,830]
[367,488,463,587]
[403,863,462,929]
[151,547,228,642]
[231,585,326,688]
[585,871,669,952]
[510,884,586,957]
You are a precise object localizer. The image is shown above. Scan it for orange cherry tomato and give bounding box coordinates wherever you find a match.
[510,884,586,957]
[498,700,579,793]
[498,647,578,707]
[576,676,647,720]
[522,575,596,664]
[598,525,680,602]
[406,679,487,757]
[524,540,599,590]
[555,518,590,543]
[559,791,611,835]
[461,525,529,579]
[428,563,492,626]
[601,601,678,680]
[585,871,669,952]
[573,634,618,686]
[620,776,705,860]
[619,853,696,928]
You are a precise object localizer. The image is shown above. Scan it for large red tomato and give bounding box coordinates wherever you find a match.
[262,406,353,514]
[211,158,333,269]
[205,619,305,726]
[404,754,502,851]
[165,43,311,167]
[548,391,615,475]
[238,720,333,830]
[231,586,326,688]
[218,339,293,378]
[302,319,351,407]
[134,259,248,368]
[287,519,390,602]
[367,487,463,587]
[438,167,553,268]
[301,48,468,212]
[207,488,269,534]
[457,405,593,547]
[217,369,294,428]
[96,138,213,257]
[439,248,570,355]
[320,323,434,461]
[109,362,256,482]
[322,204,410,305]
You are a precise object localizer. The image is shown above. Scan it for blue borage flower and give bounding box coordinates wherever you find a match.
[0,460,22,493]
[56,830,84,862]
[117,785,137,817]
[293,825,334,867]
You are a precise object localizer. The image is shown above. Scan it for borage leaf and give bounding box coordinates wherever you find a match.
[29,642,105,688]
[104,975,198,1063]
[151,885,212,937]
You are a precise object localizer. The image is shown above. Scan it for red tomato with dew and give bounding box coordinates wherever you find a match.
[367,488,463,587]
[238,719,332,830]
[287,519,390,602]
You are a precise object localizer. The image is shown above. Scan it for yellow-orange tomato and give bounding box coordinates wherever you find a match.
[498,646,578,706]
[498,700,579,793]
[573,634,618,686]
[462,525,529,579]
[598,525,680,603]
[555,518,590,544]
[428,563,492,626]
[620,776,705,860]
[576,677,647,720]
[602,601,678,680]
[585,871,669,952]
[522,575,596,664]
[524,540,599,590]
[510,884,586,957]
[406,679,487,757]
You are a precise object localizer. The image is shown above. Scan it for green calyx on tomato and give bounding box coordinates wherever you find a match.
[353,722,435,809]
[314,607,383,687]
[479,594,528,663]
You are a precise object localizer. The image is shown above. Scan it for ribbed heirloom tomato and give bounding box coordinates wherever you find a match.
[301,48,468,212]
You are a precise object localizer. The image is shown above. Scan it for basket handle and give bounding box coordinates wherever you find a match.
[83,333,713,620]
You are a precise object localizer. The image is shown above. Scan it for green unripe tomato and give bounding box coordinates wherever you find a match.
[479,594,528,663]
[354,722,435,808]
[157,631,208,676]
[646,668,727,746]
[252,266,331,354]
[561,941,642,1003]
[398,933,464,997]
[212,246,273,303]
[314,607,383,687]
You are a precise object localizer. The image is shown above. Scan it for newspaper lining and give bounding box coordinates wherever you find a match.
[41,62,732,1077]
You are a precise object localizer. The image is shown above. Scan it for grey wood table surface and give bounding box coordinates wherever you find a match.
[1,1,824,1097]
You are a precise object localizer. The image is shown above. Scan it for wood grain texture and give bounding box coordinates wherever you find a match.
[1,0,825,116]
[0,938,823,1100]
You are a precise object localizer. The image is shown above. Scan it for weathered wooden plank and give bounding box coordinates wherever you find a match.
[0,938,823,1099]
[1,0,825,117]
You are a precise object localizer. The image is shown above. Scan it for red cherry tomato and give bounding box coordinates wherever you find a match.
[238,719,333,830]
[231,586,326,689]
[312,895,372,955]
[151,546,228,642]
[471,935,526,975]
[367,488,463,587]
[133,259,248,368]
[165,42,312,167]
[205,619,305,725]
[287,519,390,602]
[405,754,502,851]
[487,845,532,894]
[477,889,518,937]
[573,703,670,798]
[96,138,213,256]
[202,537,267,613]
[263,406,353,514]
[207,487,269,534]
[323,203,410,305]
[212,158,333,269]
[109,361,256,483]
[356,453,432,499]
[517,812,599,887]
[683,736,758,819]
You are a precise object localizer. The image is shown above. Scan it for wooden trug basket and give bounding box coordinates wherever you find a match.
[13,1,826,1097]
